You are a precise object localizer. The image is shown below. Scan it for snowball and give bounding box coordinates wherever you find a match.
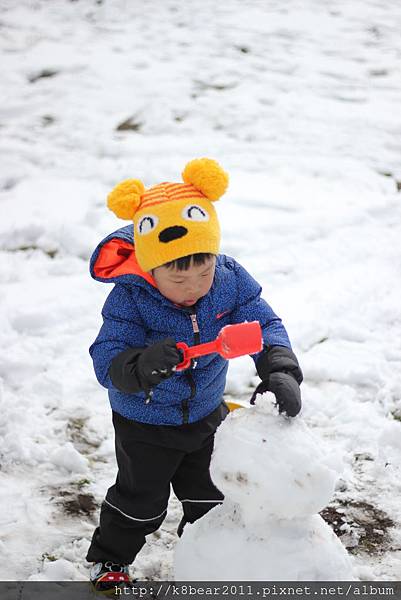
[174,500,354,581]
[29,558,81,581]
[377,420,401,470]
[50,443,88,474]
[211,402,342,522]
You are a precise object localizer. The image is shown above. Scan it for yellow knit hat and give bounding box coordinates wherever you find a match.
[107,158,229,272]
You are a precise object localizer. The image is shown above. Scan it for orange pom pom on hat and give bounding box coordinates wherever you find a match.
[107,158,229,272]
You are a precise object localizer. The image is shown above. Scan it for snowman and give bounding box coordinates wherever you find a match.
[174,398,355,581]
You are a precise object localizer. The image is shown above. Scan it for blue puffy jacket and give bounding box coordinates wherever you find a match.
[89,225,291,425]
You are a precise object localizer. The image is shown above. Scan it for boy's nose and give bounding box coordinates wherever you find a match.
[185,282,201,296]
[159,226,188,243]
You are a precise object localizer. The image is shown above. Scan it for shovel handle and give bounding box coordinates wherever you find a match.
[175,340,220,371]
[175,342,191,371]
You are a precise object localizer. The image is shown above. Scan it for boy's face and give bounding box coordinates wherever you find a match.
[152,256,216,307]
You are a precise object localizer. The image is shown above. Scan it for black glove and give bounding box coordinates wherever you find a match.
[109,338,181,395]
[137,338,182,390]
[251,346,303,417]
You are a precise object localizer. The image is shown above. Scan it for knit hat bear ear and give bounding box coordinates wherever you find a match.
[107,179,146,220]
[182,158,229,201]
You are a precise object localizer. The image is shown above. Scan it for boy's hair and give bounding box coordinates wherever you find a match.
[163,253,214,271]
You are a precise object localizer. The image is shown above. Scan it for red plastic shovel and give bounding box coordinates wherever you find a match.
[175,321,263,371]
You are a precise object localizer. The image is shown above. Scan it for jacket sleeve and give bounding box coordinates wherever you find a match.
[229,260,291,363]
[89,284,146,389]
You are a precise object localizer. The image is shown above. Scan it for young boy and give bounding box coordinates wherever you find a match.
[86,158,303,591]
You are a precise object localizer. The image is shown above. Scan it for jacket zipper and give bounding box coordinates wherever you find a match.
[181,310,200,424]
[190,313,200,345]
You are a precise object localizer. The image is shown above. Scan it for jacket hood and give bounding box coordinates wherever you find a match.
[90,224,157,288]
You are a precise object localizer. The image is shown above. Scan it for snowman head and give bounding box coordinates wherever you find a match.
[211,405,342,523]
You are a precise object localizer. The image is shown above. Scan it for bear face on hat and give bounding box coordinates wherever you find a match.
[107,158,229,272]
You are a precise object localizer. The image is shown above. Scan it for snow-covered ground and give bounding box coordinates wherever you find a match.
[1,0,401,581]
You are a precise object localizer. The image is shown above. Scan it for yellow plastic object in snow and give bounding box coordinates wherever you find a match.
[226,401,244,412]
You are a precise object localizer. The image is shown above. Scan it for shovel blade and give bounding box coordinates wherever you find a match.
[218,321,263,359]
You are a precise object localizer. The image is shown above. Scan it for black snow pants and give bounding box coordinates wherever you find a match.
[86,402,228,564]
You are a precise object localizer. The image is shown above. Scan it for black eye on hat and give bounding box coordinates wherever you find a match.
[159,226,188,243]
[182,204,209,221]
[137,214,159,235]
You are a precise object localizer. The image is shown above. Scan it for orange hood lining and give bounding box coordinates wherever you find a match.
[93,238,157,288]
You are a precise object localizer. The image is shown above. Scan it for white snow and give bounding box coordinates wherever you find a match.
[174,402,354,580]
[1,0,401,582]
[175,508,353,581]
[50,443,89,475]
[211,402,342,521]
